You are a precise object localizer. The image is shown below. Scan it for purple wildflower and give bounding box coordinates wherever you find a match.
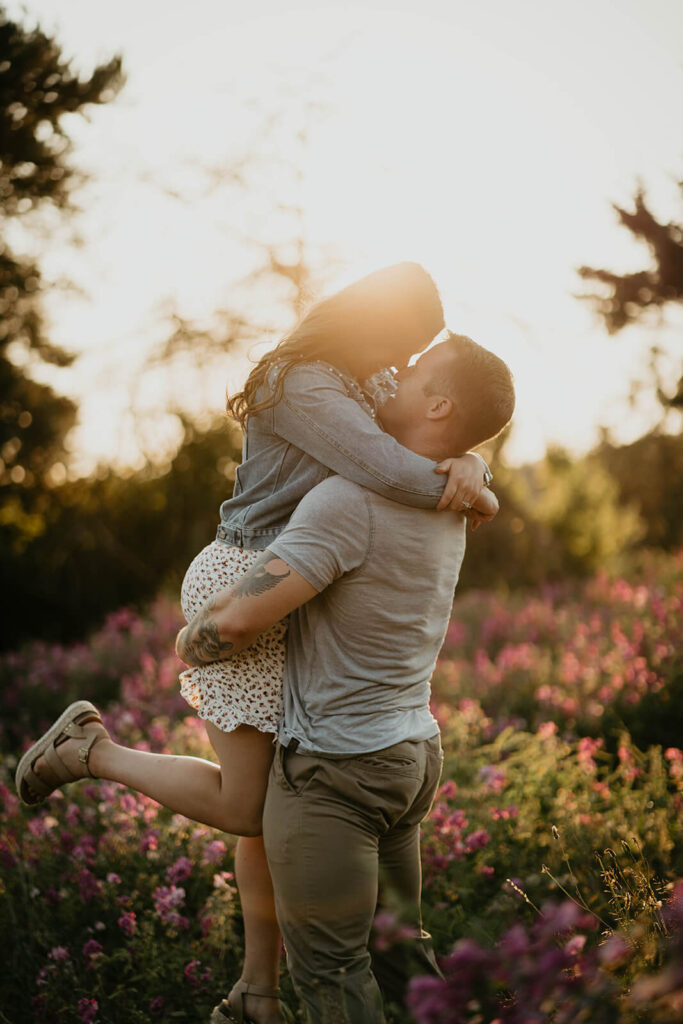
[166,855,193,884]
[77,997,98,1024]
[202,839,228,864]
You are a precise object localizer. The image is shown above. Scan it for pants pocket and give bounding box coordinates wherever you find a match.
[271,743,297,794]
[273,744,321,797]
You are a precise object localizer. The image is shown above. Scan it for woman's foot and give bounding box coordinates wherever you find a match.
[16,701,109,805]
[212,979,290,1024]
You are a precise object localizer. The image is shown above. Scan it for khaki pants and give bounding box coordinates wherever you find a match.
[262,736,444,1024]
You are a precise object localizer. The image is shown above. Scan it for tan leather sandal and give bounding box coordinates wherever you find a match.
[15,700,107,805]
[210,980,293,1024]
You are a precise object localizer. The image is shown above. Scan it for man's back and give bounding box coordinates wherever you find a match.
[268,475,467,754]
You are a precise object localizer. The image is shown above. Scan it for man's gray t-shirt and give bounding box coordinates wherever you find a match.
[268,476,467,755]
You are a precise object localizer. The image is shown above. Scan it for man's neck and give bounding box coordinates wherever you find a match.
[386,424,445,462]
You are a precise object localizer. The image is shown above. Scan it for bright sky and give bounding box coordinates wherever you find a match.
[9,0,683,471]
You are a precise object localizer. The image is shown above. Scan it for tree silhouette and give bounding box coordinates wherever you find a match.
[0,6,123,513]
[577,183,683,412]
[577,185,683,332]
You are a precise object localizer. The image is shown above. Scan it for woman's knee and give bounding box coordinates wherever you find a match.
[215,786,264,836]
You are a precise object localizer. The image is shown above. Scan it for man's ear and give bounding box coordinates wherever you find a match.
[425,395,453,420]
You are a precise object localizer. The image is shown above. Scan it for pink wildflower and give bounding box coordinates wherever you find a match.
[119,792,138,814]
[184,959,202,988]
[48,946,70,962]
[140,829,159,853]
[77,997,98,1024]
[565,934,587,956]
[118,911,137,936]
[82,939,103,967]
[153,885,189,929]
[598,934,631,967]
[78,868,101,904]
[372,911,419,952]
[65,803,81,827]
[491,805,519,821]
[73,834,98,863]
[464,828,490,852]
[213,871,235,889]
[478,765,506,793]
[577,736,603,773]
[202,839,228,864]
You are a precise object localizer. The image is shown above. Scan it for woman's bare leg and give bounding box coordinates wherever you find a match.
[205,727,286,1022]
[227,835,286,1024]
[32,721,274,835]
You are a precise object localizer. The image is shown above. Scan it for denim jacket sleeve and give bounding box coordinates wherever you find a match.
[270,363,445,508]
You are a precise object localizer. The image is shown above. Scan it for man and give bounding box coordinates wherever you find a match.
[181,333,515,1023]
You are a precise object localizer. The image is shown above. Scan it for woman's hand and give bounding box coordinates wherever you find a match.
[463,488,499,530]
[434,453,488,511]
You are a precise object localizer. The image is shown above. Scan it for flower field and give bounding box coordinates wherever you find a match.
[1,551,682,1023]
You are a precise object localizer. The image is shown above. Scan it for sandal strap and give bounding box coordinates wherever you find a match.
[36,710,105,789]
[21,764,53,800]
[43,740,77,785]
[239,983,281,999]
[62,713,105,779]
[214,980,282,1024]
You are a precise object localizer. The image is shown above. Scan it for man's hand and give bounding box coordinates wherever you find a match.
[176,551,318,667]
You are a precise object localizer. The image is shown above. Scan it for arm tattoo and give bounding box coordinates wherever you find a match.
[233,553,291,598]
[178,596,235,666]
[177,552,291,666]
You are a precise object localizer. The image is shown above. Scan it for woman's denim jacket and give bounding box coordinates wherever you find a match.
[217,361,446,550]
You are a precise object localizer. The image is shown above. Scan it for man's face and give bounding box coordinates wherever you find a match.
[378,342,454,439]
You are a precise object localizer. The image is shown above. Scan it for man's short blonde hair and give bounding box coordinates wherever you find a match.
[425,332,515,451]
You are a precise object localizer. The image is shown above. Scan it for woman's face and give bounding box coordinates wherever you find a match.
[351,320,435,379]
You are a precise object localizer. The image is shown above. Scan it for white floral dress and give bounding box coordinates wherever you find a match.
[179,541,287,734]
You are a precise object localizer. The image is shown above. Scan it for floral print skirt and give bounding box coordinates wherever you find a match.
[179,541,287,735]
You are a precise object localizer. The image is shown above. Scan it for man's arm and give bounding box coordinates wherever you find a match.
[176,551,318,667]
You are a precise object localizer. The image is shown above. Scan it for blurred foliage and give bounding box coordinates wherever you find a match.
[1,417,242,648]
[0,5,123,625]
[593,431,683,552]
[458,441,655,593]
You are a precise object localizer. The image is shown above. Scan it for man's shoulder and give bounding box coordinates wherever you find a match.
[301,475,369,511]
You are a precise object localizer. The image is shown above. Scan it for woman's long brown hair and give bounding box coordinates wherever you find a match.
[227,262,444,429]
